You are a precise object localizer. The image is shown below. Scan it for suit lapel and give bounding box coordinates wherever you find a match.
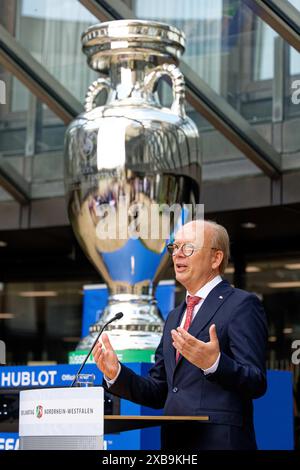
[174,280,233,370]
[188,280,233,337]
[167,300,186,370]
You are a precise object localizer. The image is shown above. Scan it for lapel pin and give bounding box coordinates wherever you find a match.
[219,295,223,299]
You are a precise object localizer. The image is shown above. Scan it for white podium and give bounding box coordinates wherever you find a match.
[19,387,104,450]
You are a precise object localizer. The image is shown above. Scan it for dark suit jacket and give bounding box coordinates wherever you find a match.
[105,280,268,450]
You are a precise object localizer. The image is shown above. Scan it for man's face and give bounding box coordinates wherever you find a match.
[172,223,217,292]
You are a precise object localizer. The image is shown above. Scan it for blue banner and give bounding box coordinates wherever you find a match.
[0,434,19,451]
[0,364,102,388]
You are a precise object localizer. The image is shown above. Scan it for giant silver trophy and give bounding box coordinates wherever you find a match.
[64,20,201,356]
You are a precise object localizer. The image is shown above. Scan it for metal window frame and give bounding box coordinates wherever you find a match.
[245,0,300,53]
[0,156,30,203]
[80,0,135,21]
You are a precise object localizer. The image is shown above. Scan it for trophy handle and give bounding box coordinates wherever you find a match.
[84,78,112,112]
[143,64,186,118]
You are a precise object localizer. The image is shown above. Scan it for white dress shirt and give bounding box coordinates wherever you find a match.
[105,275,222,386]
[182,275,222,375]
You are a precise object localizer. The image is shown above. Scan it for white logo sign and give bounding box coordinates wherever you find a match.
[19,388,103,437]
[291,339,300,365]
[291,80,300,104]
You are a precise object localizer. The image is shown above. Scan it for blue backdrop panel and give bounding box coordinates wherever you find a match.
[154,282,176,321]
[82,285,108,337]
[254,370,294,450]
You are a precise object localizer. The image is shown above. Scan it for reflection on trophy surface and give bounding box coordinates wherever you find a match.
[64,20,201,355]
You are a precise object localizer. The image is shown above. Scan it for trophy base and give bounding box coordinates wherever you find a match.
[76,294,164,352]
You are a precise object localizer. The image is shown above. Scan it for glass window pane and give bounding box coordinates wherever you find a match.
[0,67,65,158]
[287,0,300,11]
[288,0,300,75]
[136,0,223,94]
[187,106,262,180]
[0,68,28,155]
[0,0,99,102]
[290,45,300,75]
[253,21,278,81]
[134,0,288,125]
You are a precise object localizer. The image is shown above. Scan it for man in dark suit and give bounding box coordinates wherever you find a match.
[93,220,268,450]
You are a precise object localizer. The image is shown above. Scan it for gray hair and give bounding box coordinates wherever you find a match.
[205,220,230,274]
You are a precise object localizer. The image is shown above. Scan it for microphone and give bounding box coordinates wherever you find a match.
[70,312,123,387]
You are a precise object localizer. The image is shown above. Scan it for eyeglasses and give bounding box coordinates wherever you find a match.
[167,243,219,257]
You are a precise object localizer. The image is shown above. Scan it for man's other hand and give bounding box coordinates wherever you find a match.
[92,333,119,380]
[171,324,220,370]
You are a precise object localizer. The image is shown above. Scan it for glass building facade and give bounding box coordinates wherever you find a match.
[1,0,300,448]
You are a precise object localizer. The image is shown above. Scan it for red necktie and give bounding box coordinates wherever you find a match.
[176,295,201,362]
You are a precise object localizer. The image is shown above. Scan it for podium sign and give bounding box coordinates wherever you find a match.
[19,387,103,450]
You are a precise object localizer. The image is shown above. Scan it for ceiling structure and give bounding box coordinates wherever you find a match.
[2,0,299,200]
